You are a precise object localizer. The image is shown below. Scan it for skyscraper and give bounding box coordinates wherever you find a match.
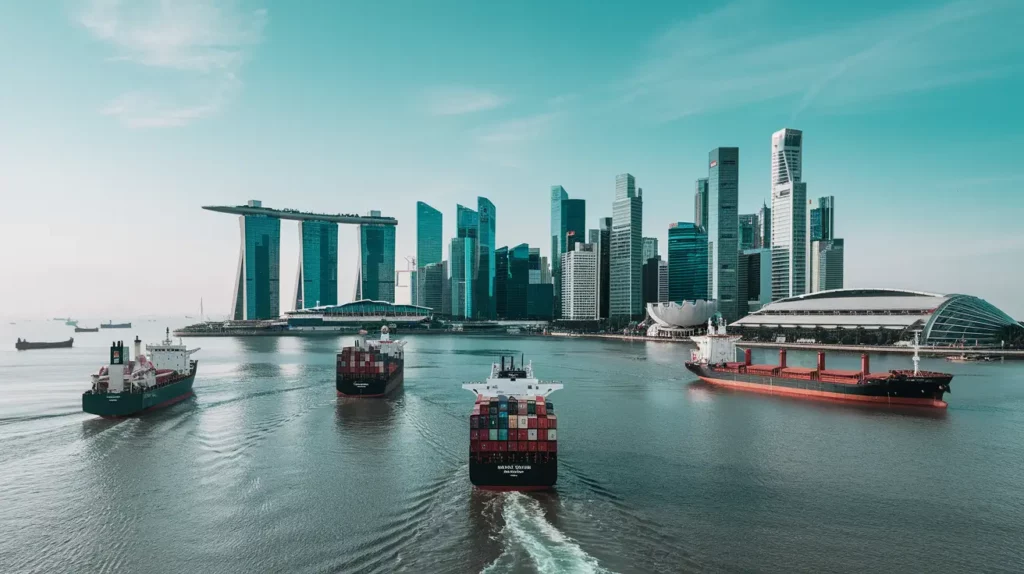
[232,205,281,320]
[811,238,844,292]
[357,211,396,303]
[420,261,447,313]
[667,222,708,302]
[739,248,772,316]
[610,173,643,320]
[708,148,740,321]
[738,214,758,251]
[475,197,496,319]
[416,202,442,306]
[455,204,478,317]
[550,185,569,306]
[506,244,530,319]
[694,178,709,231]
[642,255,661,307]
[757,202,771,249]
[449,236,475,318]
[561,199,586,254]
[808,196,835,242]
[770,128,808,301]
[561,243,598,321]
[597,217,612,319]
[642,237,659,263]
[294,220,337,310]
[495,246,509,318]
[658,260,669,303]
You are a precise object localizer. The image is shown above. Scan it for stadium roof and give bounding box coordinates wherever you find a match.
[732,288,1017,345]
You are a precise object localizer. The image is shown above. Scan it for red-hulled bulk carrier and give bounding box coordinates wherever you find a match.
[686,319,953,408]
[463,357,562,491]
[336,327,405,397]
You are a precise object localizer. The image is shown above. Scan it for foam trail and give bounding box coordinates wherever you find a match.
[482,492,611,574]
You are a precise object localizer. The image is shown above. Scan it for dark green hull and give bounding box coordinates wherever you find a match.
[82,365,197,418]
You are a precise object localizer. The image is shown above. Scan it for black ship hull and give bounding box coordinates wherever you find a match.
[337,371,403,397]
[16,338,73,351]
[470,454,557,491]
[686,363,950,407]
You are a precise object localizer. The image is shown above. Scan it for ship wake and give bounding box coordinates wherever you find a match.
[482,492,610,574]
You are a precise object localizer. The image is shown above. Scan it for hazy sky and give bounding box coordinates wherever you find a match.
[2,0,1023,320]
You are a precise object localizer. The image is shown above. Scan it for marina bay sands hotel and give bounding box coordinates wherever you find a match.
[203,200,397,320]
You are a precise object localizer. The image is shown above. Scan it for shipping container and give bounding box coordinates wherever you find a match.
[527,400,536,415]
[488,429,498,441]
[528,429,538,441]
[546,402,554,413]
[480,441,491,452]
[538,441,548,452]
[509,416,518,429]
[547,429,557,441]
[517,429,528,441]
[498,429,508,441]
[508,399,518,415]
[527,415,537,428]
[489,416,498,429]
[508,441,518,452]
[547,414,557,429]
[538,417,548,430]
[470,415,479,429]
[496,442,507,452]
[498,414,508,429]
[518,415,528,428]
[470,441,479,452]
[527,441,537,452]
[549,440,558,452]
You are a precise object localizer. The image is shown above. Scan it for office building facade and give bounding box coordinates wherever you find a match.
[642,256,661,307]
[550,185,569,306]
[811,238,844,292]
[739,248,772,316]
[658,260,669,303]
[708,148,740,322]
[770,128,808,301]
[667,222,708,303]
[233,211,281,320]
[475,197,496,319]
[357,213,396,303]
[738,214,758,251]
[506,244,531,319]
[694,178,709,231]
[595,218,612,318]
[420,261,447,314]
[809,196,835,242]
[757,202,771,249]
[294,220,337,310]
[610,174,643,319]
[495,246,509,318]
[449,236,474,318]
[416,202,443,306]
[561,243,598,321]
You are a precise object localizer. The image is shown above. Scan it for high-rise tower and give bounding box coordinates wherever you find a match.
[770,128,808,301]
[475,197,496,319]
[357,210,396,302]
[610,174,643,320]
[708,148,740,322]
[232,202,281,320]
[294,220,337,310]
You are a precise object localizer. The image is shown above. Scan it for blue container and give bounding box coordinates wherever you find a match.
[489,416,498,429]
[498,429,508,441]
[489,429,498,441]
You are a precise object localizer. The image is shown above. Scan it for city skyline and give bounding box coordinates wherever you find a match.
[3,1,1024,319]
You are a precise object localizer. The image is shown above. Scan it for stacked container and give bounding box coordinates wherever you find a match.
[337,348,387,378]
[469,394,557,458]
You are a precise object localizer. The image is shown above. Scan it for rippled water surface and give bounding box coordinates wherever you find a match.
[2,321,1023,573]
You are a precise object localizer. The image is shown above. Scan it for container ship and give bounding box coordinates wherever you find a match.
[463,357,563,491]
[686,320,952,408]
[82,329,200,417]
[15,337,73,351]
[336,326,405,397]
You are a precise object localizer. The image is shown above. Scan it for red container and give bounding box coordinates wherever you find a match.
[508,441,518,452]
[527,441,537,452]
[480,441,491,452]
[538,441,548,452]
[496,442,507,452]
[528,416,537,429]
[547,415,557,429]
[537,403,546,416]
[470,441,479,453]
[538,417,548,430]
[517,429,527,441]
[471,429,480,441]
[549,441,558,452]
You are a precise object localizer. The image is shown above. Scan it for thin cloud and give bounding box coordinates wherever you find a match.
[623,0,1022,122]
[424,87,509,116]
[475,112,559,144]
[79,0,266,128]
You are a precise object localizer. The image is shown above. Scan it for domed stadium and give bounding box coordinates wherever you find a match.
[731,288,1019,346]
[646,300,718,329]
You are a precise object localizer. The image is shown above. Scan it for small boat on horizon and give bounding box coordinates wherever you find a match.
[946,354,995,363]
[101,321,132,329]
[16,338,74,351]
[65,319,78,326]
[75,326,99,333]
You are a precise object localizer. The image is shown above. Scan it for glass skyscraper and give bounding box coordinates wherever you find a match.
[233,213,281,320]
[738,214,758,251]
[708,148,740,321]
[416,202,442,306]
[667,222,708,303]
[420,261,447,313]
[770,128,808,301]
[475,197,496,319]
[357,215,396,303]
[809,196,835,242]
[694,178,709,231]
[495,246,509,318]
[597,217,611,319]
[810,238,844,292]
[506,243,531,319]
[757,202,771,249]
[550,185,568,303]
[453,204,479,318]
[294,220,337,310]
[561,199,586,254]
[610,173,643,320]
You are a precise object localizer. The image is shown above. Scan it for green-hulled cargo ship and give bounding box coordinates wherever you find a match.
[82,330,200,418]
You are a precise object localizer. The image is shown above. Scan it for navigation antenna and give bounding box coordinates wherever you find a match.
[912,331,922,376]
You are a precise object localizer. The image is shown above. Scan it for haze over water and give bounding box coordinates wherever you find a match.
[1,321,1022,573]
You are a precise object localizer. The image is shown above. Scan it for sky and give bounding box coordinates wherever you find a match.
[1,0,1023,320]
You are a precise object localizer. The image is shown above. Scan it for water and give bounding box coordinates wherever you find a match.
[2,320,1023,573]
